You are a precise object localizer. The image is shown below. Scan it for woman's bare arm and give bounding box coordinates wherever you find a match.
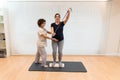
[41,34,51,39]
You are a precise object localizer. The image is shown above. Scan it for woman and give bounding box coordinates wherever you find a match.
[34,19,57,67]
[51,9,71,67]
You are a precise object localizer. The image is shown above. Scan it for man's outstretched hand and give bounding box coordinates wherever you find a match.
[51,38,58,42]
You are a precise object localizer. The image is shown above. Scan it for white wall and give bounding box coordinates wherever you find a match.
[8,1,111,55]
[105,0,120,55]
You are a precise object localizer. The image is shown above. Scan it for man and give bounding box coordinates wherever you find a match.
[51,8,71,67]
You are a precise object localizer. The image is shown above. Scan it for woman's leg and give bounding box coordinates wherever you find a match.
[52,41,58,62]
[34,47,41,63]
[40,47,47,66]
[58,40,64,62]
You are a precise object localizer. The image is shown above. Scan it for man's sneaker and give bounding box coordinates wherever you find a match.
[41,64,48,68]
[59,62,62,68]
[52,62,56,67]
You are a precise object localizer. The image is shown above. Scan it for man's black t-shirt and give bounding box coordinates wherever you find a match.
[51,21,65,41]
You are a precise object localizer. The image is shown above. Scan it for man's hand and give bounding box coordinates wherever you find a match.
[67,8,71,13]
[51,38,58,42]
[64,8,71,24]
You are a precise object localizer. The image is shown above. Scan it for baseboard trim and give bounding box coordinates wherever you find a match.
[10,52,120,56]
[105,53,119,56]
[11,53,108,56]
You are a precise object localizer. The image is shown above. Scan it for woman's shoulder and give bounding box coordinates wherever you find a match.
[38,27,44,32]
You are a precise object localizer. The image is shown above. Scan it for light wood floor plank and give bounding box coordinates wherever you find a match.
[0,55,120,80]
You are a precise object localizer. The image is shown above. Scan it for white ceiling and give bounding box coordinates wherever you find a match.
[8,0,112,2]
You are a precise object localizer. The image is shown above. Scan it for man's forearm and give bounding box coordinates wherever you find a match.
[66,12,70,20]
[64,9,71,24]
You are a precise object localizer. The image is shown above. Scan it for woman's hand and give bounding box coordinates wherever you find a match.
[52,33,56,37]
[51,38,58,42]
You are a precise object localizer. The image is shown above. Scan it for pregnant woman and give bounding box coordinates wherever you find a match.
[51,8,71,67]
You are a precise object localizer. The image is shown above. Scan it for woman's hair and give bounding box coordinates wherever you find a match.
[37,19,46,27]
[54,13,61,18]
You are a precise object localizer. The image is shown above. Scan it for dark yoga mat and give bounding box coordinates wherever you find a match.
[29,61,87,72]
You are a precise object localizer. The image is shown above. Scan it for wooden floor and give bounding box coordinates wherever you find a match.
[0,55,120,80]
